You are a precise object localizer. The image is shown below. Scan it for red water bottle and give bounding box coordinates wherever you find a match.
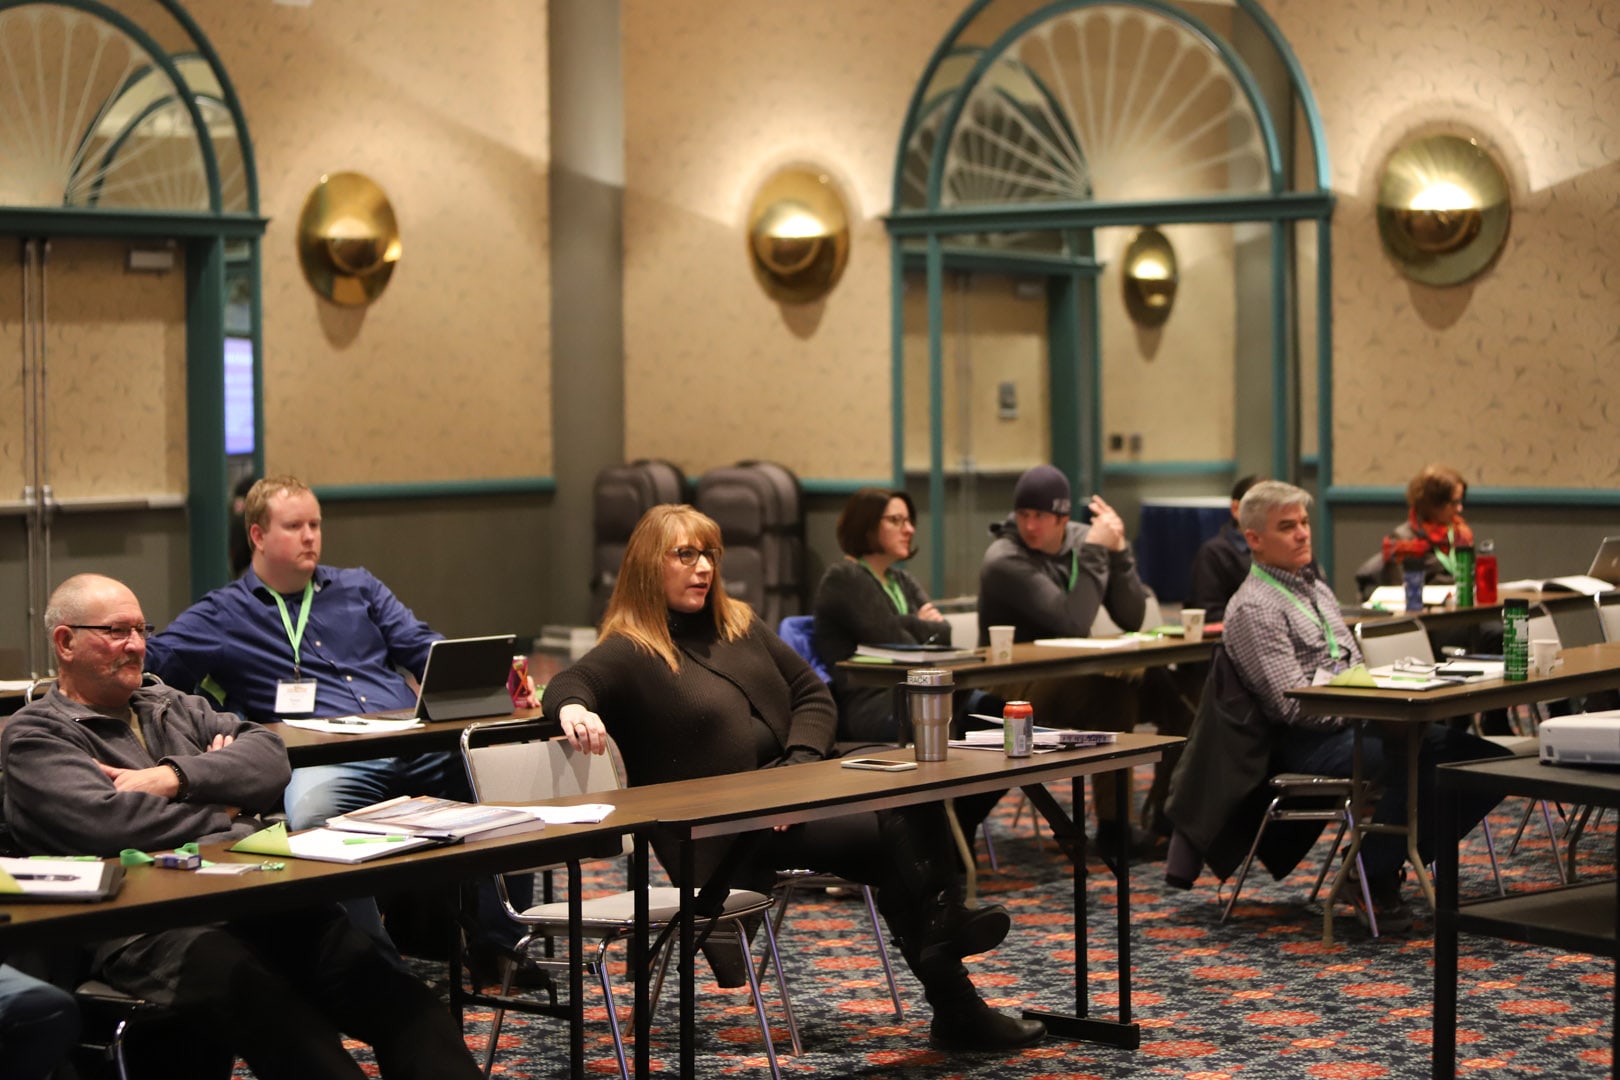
[1475,539,1498,606]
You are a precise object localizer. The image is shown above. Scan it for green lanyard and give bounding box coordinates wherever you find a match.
[1068,547,1079,592]
[1248,564,1340,661]
[859,559,908,615]
[270,580,314,672]
[1432,525,1459,579]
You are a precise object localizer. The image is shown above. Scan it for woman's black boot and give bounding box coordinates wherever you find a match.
[924,964,1045,1051]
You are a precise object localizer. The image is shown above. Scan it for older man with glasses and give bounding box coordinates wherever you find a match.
[2,573,482,1080]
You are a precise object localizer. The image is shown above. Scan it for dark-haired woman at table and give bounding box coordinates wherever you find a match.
[544,505,1044,1052]
[812,488,951,743]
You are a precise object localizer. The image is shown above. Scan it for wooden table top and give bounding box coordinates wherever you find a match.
[1288,641,1620,724]
[0,732,1178,947]
[267,708,553,767]
[835,636,1217,690]
[0,811,639,949]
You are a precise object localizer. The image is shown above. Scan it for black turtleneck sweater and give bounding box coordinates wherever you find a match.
[543,611,837,788]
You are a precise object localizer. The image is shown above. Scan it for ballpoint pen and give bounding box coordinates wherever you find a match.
[9,873,77,881]
[326,718,370,726]
[341,835,412,844]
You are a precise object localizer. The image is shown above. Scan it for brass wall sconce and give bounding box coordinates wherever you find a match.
[1376,134,1510,287]
[1122,227,1177,327]
[746,166,850,304]
[296,171,402,306]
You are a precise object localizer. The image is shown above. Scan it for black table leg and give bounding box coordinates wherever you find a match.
[1020,769,1141,1049]
[1433,775,1460,1078]
[568,860,584,1080]
[633,834,649,1080]
[679,838,696,1079]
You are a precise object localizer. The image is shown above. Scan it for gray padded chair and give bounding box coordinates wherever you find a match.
[460,722,790,1080]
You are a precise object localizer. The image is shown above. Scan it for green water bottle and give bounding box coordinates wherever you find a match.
[1502,597,1529,681]
[1454,545,1475,607]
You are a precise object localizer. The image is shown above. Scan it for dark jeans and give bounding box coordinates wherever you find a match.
[0,964,77,1080]
[101,907,480,1080]
[1272,722,1511,879]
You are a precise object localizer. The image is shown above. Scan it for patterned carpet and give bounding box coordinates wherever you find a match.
[344,786,1613,1079]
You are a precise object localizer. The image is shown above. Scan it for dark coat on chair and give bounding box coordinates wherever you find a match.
[1163,645,1324,881]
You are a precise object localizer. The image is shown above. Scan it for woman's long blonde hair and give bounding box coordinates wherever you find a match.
[599,504,752,671]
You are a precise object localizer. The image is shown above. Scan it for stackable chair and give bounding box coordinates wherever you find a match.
[1598,591,1620,644]
[459,722,791,1080]
[1529,599,1615,880]
[1220,773,1373,927]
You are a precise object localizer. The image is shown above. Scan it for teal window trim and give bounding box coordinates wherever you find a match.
[312,478,558,503]
[887,192,1335,235]
[800,479,899,496]
[1102,460,1237,478]
[1326,485,1620,508]
[922,0,1286,210]
[0,207,266,239]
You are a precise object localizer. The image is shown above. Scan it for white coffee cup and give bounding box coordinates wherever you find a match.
[1531,638,1560,677]
[1179,608,1206,642]
[988,625,1015,664]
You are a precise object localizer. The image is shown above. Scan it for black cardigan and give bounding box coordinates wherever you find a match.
[544,612,837,789]
[811,560,945,740]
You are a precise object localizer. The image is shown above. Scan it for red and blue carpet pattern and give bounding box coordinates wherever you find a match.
[333,788,1612,1079]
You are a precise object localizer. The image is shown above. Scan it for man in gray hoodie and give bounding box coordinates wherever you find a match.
[3,573,481,1080]
[977,466,1189,852]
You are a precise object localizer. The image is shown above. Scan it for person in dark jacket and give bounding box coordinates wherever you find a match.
[546,505,1044,1053]
[1186,475,1261,624]
[812,487,950,742]
[975,465,1190,851]
[3,574,482,1080]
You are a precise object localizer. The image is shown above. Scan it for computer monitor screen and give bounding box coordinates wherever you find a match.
[224,335,255,457]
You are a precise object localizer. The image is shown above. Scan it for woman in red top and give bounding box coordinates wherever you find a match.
[1355,463,1473,597]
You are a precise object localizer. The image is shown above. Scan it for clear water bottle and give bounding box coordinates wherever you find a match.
[1403,557,1426,613]
[1503,598,1529,681]
[1475,539,1499,605]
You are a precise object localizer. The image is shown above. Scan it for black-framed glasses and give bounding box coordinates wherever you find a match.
[880,513,914,527]
[68,624,154,642]
[669,546,721,567]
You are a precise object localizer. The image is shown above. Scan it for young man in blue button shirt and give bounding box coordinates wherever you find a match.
[145,475,531,977]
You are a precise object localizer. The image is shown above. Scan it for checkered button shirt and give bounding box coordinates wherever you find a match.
[1223,562,1361,731]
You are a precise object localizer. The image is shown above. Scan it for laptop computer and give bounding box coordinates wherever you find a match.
[1588,536,1620,586]
[374,634,517,722]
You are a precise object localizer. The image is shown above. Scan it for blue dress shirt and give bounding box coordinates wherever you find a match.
[145,565,441,721]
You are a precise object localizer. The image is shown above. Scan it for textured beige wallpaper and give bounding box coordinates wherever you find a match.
[1266,0,1620,487]
[901,272,1051,473]
[623,0,1617,491]
[1098,223,1237,465]
[0,240,187,501]
[622,0,966,478]
[185,0,551,486]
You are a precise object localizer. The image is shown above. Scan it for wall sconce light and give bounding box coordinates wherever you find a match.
[1376,133,1510,287]
[1122,226,1177,327]
[746,166,850,304]
[296,171,402,307]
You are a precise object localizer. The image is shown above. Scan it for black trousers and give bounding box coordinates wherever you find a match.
[101,906,480,1080]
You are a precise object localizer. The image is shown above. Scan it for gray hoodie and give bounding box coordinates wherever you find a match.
[2,683,290,857]
[976,515,1149,643]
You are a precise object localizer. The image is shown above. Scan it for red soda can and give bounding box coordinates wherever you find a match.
[1003,700,1034,758]
[507,654,533,706]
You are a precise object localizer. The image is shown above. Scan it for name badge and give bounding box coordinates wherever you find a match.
[275,678,318,715]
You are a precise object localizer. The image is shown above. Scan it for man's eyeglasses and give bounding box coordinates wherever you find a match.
[880,513,914,527]
[669,546,721,567]
[68,624,154,643]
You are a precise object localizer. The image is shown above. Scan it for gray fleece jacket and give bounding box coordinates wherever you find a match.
[2,683,290,857]
[976,515,1150,643]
